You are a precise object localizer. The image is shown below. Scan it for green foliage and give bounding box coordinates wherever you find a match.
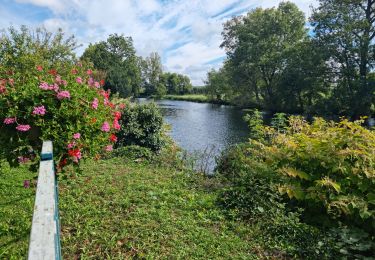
[111,145,154,161]
[270,112,288,132]
[204,68,233,102]
[160,72,192,96]
[252,117,375,229]
[216,144,335,258]
[0,162,37,258]
[0,26,79,72]
[243,109,264,140]
[219,2,317,112]
[327,226,375,258]
[217,144,284,219]
[0,27,120,170]
[81,34,142,97]
[208,0,375,116]
[117,103,165,151]
[311,0,375,117]
[142,52,163,96]
[217,115,375,258]
[163,94,209,103]
[57,158,259,259]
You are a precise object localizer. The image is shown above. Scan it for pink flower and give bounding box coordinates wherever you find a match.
[18,156,29,164]
[113,119,121,130]
[94,81,100,88]
[57,90,71,100]
[16,124,31,132]
[88,77,94,87]
[36,65,43,71]
[51,84,59,92]
[39,82,50,90]
[105,145,113,152]
[76,77,83,84]
[23,180,30,188]
[55,75,62,84]
[101,121,110,132]
[73,133,81,139]
[4,117,16,124]
[32,105,46,115]
[87,69,93,75]
[62,80,67,86]
[67,141,76,149]
[92,98,99,109]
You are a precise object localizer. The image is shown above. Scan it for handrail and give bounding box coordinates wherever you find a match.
[28,141,62,260]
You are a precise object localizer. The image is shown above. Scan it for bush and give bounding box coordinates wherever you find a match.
[216,144,334,258]
[252,117,375,230]
[117,102,165,151]
[0,26,123,171]
[217,114,375,258]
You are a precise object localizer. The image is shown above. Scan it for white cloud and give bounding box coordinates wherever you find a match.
[43,18,68,32]
[2,0,318,85]
[15,0,67,13]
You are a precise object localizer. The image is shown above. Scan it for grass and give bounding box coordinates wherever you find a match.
[0,163,37,259]
[0,156,277,259]
[163,94,211,103]
[59,157,260,259]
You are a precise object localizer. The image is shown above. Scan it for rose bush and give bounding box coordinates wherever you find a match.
[0,63,122,171]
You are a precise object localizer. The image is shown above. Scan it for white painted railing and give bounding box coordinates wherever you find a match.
[28,141,61,260]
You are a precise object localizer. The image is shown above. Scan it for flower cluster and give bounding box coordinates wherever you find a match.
[32,106,46,115]
[0,63,124,171]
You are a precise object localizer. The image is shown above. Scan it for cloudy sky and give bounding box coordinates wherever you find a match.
[0,0,317,85]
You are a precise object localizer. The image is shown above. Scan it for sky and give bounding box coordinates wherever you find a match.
[0,0,318,85]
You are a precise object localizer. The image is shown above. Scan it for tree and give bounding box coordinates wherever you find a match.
[205,67,232,101]
[311,0,375,117]
[178,74,192,94]
[81,34,141,97]
[143,52,163,96]
[221,2,309,111]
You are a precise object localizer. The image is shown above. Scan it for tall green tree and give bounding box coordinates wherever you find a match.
[205,67,232,101]
[81,34,141,97]
[311,0,375,117]
[221,2,309,111]
[143,52,163,96]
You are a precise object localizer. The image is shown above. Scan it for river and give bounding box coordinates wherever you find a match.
[137,98,249,172]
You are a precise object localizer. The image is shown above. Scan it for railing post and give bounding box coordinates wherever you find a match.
[28,141,61,260]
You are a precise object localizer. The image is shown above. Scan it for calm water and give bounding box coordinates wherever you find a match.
[137,98,249,171]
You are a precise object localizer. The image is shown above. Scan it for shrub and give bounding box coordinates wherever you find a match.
[0,64,120,170]
[216,144,333,258]
[252,117,375,229]
[0,26,122,171]
[217,116,375,258]
[117,102,164,151]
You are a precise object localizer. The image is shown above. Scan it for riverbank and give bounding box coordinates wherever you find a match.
[161,94,231,105]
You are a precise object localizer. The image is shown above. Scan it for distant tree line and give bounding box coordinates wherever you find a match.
[205,0,375,118]
[81,35,192,98]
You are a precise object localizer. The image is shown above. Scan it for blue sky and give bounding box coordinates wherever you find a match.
[0,0,317,85]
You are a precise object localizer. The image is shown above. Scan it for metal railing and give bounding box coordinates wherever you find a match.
[28,141,61,260]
